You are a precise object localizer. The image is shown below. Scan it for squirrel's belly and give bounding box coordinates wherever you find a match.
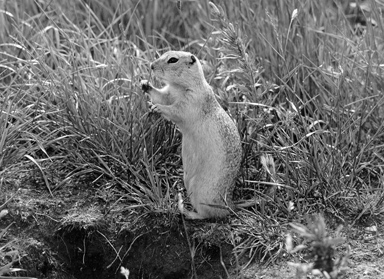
[181,129,229,196]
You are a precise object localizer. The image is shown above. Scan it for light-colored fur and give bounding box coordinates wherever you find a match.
[141,51,241,219]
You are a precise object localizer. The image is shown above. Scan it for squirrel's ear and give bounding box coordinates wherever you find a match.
[190,55,196,65]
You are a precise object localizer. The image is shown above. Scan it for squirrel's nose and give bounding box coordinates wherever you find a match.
[150,63,154,70]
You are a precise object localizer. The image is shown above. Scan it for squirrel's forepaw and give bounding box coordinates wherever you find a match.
[150,103,161,114]
[141,80,152,93]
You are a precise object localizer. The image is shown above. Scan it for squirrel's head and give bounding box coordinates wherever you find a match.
[150,51,206,86]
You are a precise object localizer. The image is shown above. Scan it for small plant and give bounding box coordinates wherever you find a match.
[287,214,348,279]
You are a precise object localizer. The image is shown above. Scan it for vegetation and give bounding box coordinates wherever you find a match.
[287,214,348,278]
[0,0,383,278]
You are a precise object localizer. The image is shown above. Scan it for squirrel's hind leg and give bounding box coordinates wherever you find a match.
[177,192,206,220]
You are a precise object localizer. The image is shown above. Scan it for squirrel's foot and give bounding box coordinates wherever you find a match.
[177,192,205,220]
[141,80,152,93]
[177,192,185,213]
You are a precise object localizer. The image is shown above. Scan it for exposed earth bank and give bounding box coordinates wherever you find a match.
[1,165,384,279]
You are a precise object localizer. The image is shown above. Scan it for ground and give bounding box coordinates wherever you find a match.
[1,163,384,279]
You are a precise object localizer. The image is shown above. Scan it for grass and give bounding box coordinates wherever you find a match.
[0,207,37,279]
[1,0,384,277]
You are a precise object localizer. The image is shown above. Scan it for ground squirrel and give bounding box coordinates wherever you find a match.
[141,51,241,219]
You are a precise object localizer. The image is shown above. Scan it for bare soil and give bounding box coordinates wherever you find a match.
[1,163,384,279]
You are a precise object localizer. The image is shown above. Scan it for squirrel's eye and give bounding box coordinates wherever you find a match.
[167,57,179,64]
